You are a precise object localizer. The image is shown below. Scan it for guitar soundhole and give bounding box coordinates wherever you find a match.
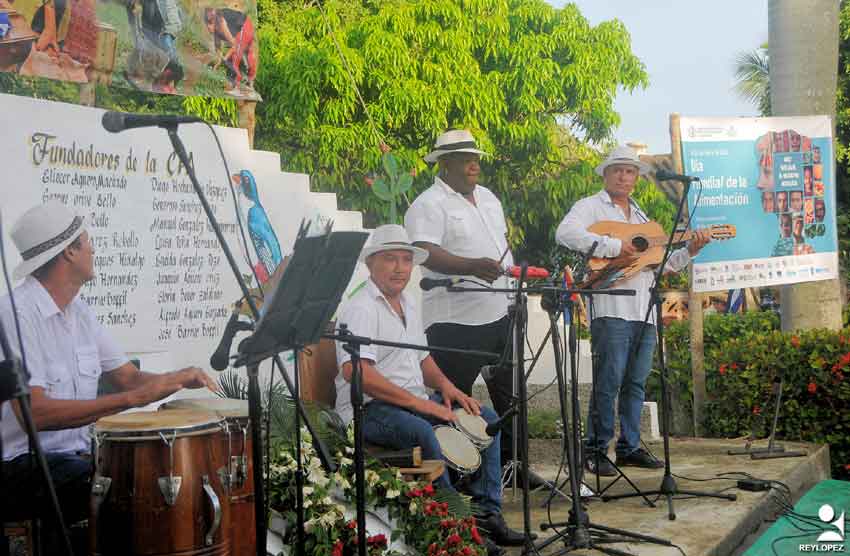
[631,236,649,252]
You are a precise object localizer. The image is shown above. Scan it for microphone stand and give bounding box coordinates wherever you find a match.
[536,297,673,556]
[443,272,638,554]
[599,180,737,519]
[321,329,500,556]
[164,124,336,556]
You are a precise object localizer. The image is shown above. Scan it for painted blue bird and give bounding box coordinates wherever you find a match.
[233,169,282,283]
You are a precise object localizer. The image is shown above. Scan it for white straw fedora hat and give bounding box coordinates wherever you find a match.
[595,144,651,176]
[424,129,488,164]
[11,202,87,280]
[359,224,429,265]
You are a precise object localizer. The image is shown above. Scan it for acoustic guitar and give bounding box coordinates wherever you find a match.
[581,221,736,288]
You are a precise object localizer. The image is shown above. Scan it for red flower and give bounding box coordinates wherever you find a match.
[428,543,438,555]
[423,484,435,496]
[791,335,801,348]
[719,364,727,375]
[408,488,423,498]
[470,527,484,546]
[446,534,462,547]
[752,406,761,415]
[462,547,473,556]
[332,540,344,556]
[731,363,739,370]
[367,534,387,547]
[808,382,817,394]
[347,520,357,530]
[845,463,850,472]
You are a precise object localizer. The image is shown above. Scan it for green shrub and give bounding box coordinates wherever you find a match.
[649,310,779,432]
[527,409,563,440]
[659,311,850,479]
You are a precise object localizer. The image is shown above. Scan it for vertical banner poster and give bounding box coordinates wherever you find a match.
[0,0,259,99]
[680,116,838,293]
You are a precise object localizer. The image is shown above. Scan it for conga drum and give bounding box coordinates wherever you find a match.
[161,398,255,556]
[90,410,231,556]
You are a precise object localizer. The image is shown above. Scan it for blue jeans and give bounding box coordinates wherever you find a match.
[586,317,657,456]
[363,392,502,514]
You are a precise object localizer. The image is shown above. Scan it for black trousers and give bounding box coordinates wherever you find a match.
[2,452,92,554]
[426,315,523,465]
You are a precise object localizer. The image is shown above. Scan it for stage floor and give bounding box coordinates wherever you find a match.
[500,437,830,555]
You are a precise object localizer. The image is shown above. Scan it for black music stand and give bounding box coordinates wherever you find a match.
[234,225,368,556]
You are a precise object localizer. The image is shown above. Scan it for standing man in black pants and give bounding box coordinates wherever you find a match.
[404,129,519,470]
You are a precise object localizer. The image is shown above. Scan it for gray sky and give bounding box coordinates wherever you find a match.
[548,1,768,154]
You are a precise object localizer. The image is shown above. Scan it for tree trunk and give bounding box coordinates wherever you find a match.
[769,0,843,332]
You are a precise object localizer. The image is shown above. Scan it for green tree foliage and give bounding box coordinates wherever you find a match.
[255,0,649,264]
[837,1,850,208]
[0,74,237,126]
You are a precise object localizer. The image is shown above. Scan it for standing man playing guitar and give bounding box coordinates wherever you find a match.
[555,145,710,476]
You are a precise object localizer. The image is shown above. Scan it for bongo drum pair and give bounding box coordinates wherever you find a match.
[434,408,493,476]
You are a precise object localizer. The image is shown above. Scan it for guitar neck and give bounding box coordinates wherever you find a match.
[647,230,694,249]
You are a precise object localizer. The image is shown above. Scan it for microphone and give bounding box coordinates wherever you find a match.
[656,169,699,183]
[420,277,463,291]
[480,362,509,382]
[506,266,549,279]
[210,309,254,371]
[485,406,519,436]
[102,111,203,133]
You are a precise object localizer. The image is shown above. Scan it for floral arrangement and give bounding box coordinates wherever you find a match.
[267,428,486,556]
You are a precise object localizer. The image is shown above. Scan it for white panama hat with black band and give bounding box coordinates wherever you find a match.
[11,202,87,280]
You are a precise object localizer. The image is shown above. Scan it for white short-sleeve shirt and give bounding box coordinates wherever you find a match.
[334,278,429,425]
[405,177,514,329]
[0,277,129,460]
[555,189,691,323]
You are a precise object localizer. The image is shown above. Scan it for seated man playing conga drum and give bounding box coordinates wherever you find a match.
[0,202,216,552]
[334,225,526,554]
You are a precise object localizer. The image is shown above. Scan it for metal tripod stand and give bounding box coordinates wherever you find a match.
[536,295,674,555]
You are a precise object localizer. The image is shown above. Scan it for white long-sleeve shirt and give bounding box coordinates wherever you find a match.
[556,189,691,323]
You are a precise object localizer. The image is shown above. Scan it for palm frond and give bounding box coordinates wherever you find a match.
[218,370,249,400]
[432,488,478,518]
[732,48,771,116]
[267,391,347,453]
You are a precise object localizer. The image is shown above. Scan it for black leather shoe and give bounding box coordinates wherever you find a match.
[476,512,535,546]
[584,454,617,477]
[484,537,506,556]
[615,447,664,469]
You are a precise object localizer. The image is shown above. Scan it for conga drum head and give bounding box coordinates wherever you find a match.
[452,408,492,450]
[95,409,222,440]
[433,425,480,475]
[161,397,249,419]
